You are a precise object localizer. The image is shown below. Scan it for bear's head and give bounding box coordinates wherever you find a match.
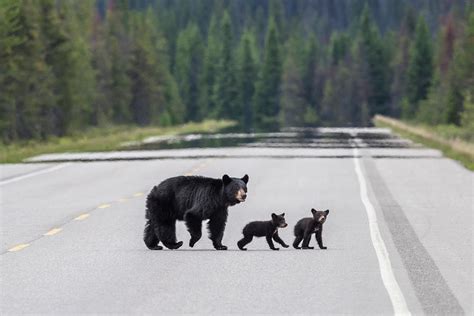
[271,212,288,228]
[311,208,329,224]
[222,174,249,205]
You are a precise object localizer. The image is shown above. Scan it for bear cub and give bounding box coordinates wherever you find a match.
[293,209,329,249]
[237,213,289,251]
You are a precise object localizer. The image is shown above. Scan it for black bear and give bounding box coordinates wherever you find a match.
[293,209,329,249]
[237,213,289,251]
[144,174,249,250]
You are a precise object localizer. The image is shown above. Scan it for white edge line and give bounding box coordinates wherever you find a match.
[352,146,411,316]
[0,163,71,186]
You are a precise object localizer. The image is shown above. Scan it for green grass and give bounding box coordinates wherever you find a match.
[374,115,474,171]
[0,120,236,163]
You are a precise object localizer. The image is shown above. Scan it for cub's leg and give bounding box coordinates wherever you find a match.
[293,234,303,249]
[237,234,253,250]
[301,232,314,249]
[266,235,279,250]
[273,232,289,248]
[315,228,327,249]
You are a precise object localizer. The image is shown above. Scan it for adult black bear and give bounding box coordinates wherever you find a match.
[144,174,249,250]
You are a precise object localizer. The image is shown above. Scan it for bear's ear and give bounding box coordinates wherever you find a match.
[311,208,317,214]
[325,209,329,215]
[271,213,277,220]
[222,174,232,185]
[241,174,249,184]
[281,213,285,217]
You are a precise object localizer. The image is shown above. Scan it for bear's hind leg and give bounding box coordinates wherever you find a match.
[301,233,314,249]
[157,220,183,250]
[144,220,163,250]
[237,234,253,250]
[185,211,202,248]
[293,235,303,249]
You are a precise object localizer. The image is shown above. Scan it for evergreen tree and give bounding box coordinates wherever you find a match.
[174,23,204,121]
[405,15,433,118]
[198,15,220,119]
[0,0,24,141]
[358,5,391,116]
[213,11,238,119]
[6,0,56,139]
[236,30,258,130]
[253,17,281,130]
[107,1,132,123]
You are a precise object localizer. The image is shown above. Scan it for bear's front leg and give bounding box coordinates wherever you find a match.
[273,232,289,248]
[316,228,327,249]
[185,210,202,248]
[208,212,228,250]
[266,235,279,250]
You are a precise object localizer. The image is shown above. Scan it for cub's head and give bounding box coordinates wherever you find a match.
[311,208,329,224]
[271,212,288,228]
[222,174,249,205]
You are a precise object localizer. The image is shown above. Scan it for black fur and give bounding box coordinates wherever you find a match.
[293,209,329,250]
[237,213,289,251]
[144,174,249,250]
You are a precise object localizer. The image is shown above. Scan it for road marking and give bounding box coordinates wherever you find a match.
[74,213,90,221]
[97,204,111,209]
[8,243,30,252]
[133,192,143,197]
[44,228,62,236]
[118,198,129,203]
[0,163,71,186]
[352,146,411,315]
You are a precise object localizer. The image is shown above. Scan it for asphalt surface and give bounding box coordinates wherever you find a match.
[0,128,472,314]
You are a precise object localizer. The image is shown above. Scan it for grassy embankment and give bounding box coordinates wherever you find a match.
[0,120,236,164]
[374,115,474,171]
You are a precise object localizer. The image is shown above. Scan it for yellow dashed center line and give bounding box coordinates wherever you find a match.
[97,204,111,209]
[133,192,143,197]
[43,228,62,236]
[8,243,30,252]
[118,198,129,203]
[74,213,90,221]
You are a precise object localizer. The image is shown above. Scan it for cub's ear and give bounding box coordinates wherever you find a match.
[222,174,232,185]
[311,208,317,214]
[281,212,285,217]
[241,174,249,184]
[325,209,329,215]
[271,213,277,220]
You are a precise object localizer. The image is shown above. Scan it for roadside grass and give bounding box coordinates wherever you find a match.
[374,115,474,171]
[0,120,236,164]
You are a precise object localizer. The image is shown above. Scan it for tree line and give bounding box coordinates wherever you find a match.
[0,0,472,142]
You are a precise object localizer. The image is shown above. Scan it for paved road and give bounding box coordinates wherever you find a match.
[0,128,472,314]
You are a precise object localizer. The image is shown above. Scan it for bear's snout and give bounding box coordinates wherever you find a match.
[236,189,247,202]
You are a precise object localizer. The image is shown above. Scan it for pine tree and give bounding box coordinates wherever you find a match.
[213,11,238,119]
[236,30,257,130]
[358,5,391,116]
[198,15,220,119]
[174,23,204,121]
[405,15,433,118]
[107,0,132,123]
[280,35,309,127]
[0,0,24,141]
[6,0,56,140]
[253,17,281,130]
